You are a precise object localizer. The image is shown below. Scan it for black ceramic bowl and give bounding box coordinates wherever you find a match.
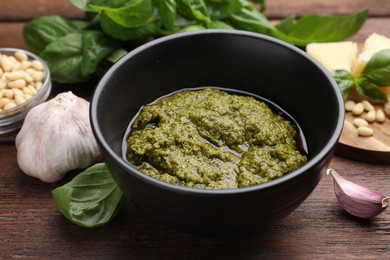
[90,30,344,235]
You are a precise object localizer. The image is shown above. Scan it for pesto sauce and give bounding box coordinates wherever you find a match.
[126,88,307,189]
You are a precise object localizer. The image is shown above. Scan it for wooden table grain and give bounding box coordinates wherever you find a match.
[1,1,389,259]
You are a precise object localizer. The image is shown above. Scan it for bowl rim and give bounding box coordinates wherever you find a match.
[0,47,51,118]
[91,29,344,195]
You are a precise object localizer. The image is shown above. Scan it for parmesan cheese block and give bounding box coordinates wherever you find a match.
[353,33,390,75]
[363,33,390,51]
[306,41,358,72]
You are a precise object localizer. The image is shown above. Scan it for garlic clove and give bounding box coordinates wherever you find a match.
[15,91,102,182]
[327,169,389,219]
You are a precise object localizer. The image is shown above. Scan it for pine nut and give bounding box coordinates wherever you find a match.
[27,85,37,95]
[32,71,44,82]
[364,110,376,123]
[3,101,17,110]
[376,109,386,123]
[358,126,374,137]
[31,60,44,71]
[23,71,33,83]
[3,89,13,99]
[15,51,28,62]
[22,86,33,95]
[12,88,23,96]
[0,79,6,89]
[12,61,21,71]
[25,68,37,76]
[6,71,25,81]
[345,100,355,112]
[0,97,10,109]
[8,79,26,89]
[14,95,26,105]
[23,94,32,101]
[35,81,42,91]
[20,60,31,70]
[352,103,364,116]
[362,100,374,111]
[1,56,13,72]
[353,118,368,128]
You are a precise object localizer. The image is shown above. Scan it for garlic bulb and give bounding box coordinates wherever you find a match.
[327,169,389,219]
[15,91,102,182]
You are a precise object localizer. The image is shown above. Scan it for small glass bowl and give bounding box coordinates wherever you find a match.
[0,48,52,134]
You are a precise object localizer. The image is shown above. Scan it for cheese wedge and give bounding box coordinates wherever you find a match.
[306,41,358,72]
[353,33,390,75]
[363,33,390,51]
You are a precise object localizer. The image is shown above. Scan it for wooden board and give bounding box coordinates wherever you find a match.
[337,97,390,163]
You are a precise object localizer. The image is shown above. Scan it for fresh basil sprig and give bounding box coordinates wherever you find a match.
[52,163,126,228]
[23,0,368,84]
[331,49,390,103]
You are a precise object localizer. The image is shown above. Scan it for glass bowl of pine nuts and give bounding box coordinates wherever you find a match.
[0,48,51,134]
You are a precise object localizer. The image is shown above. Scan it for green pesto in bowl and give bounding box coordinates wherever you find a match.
[124,88,308,189]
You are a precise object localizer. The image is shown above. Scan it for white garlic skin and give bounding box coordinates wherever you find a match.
[15,91,102,182]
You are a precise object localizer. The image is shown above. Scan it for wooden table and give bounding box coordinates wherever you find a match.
[1,1,389,258]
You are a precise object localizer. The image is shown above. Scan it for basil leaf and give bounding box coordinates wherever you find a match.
[275,15,294,34]
[81,30,122,78]
[356,80,388,103]
[23,16,81,54]
[176,0,211,27]
[362,49,390,86]
[90,0,154,28]
[206,0,242,20]
[210,20,234,29]
[71,0,131,12]
[284,9,368,47]
[331,70,356,102]
[251,0,266,12]
[99,10,158,41]
[227,6,274,34]
[157,0,177,32]
[177,24,206,32]
[106,48,128,63]
[52,163,126,228]
[40,33,88,83]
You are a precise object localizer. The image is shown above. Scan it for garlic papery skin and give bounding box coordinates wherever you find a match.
[327,169,389,219]
[15,91,102,182]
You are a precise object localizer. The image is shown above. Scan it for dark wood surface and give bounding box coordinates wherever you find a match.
[1,1,390,259]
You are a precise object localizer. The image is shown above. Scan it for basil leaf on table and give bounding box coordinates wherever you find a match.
[52,163,126,228]
[281,9,368,47]
[361,49,390,86]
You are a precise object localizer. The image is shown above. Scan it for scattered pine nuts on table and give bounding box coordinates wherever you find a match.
[345,99,388,137]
